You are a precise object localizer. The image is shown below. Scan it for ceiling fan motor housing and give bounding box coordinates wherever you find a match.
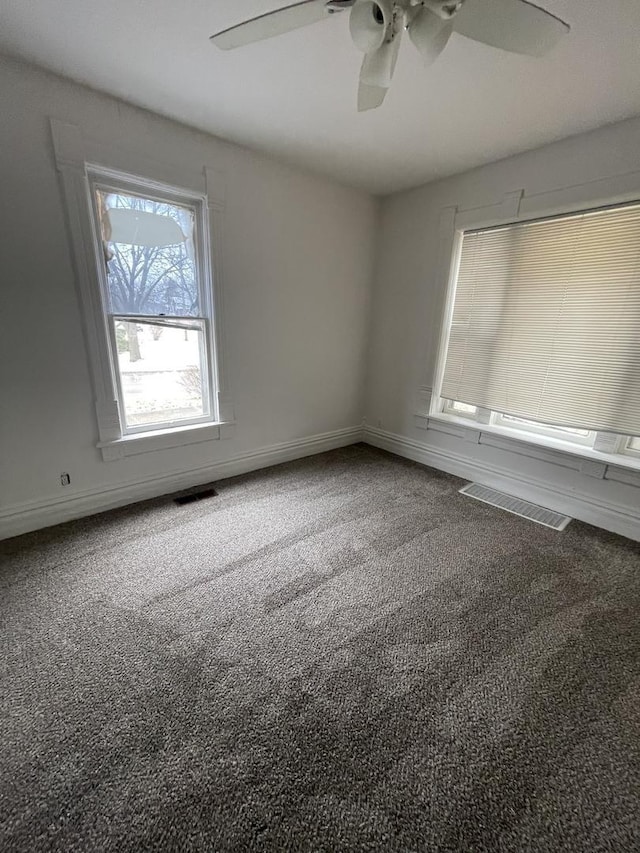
[349,0,396,52]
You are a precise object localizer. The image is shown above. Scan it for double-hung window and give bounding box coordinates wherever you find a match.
[86,168,219,441]
[434,201,640,465]
[51,118,229,461]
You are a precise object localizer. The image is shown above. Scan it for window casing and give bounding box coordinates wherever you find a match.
[433,200,640,468]
[87,170,218,436]
[51,118,232,461]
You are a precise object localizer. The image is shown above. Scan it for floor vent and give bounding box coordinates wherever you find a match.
[174,488,217,506]
[459,483,571,531]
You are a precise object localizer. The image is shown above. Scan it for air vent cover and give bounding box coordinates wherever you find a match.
[459,483,571,531]
[174,487,217,506]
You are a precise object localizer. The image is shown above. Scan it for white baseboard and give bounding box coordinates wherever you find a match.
[5,423,638,543]
[364,426,640,543]
[0,426,363,540]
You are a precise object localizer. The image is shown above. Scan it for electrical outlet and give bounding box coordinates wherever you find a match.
[60,472,71,486]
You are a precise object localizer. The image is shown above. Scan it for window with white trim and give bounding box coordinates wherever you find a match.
[88,169,219,437]
[435,201,640,464]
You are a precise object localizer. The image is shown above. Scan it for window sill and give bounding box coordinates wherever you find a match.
[426,412,640,477]
[97,420,235,461]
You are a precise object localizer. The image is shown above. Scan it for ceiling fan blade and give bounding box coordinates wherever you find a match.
[359,22,402,88]
[407,6,453,66]
[357,79,388,112]
[453,0,570,57]
[211,1,336,50]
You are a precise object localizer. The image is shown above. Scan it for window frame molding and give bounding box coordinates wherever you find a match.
[87,167,218,435]
[428,171,640,475]
[51,118,235,461]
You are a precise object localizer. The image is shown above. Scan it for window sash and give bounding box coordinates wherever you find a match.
[491,412,594,446]
[93,180,203,313]
[86,168,219,437]
[626,437,640,457]
[109,315,214,435]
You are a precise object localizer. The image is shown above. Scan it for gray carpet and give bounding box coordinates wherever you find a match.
[1,444,639,852]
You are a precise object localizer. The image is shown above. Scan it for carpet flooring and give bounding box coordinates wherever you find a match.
[1,444,639,852]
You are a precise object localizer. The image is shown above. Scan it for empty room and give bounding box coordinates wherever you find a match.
[1,1,640,850]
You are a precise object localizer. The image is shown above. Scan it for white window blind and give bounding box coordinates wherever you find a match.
[441,202,640,437]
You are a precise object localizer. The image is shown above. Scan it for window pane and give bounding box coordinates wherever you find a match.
[450,401,478,414]
[499,414,589,436]
[629,437,640,451]
[115,320,208,428]
[96,189,199,316]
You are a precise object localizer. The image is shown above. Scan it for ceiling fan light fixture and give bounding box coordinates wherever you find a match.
[407,5,453,65]
[349,0,394,53]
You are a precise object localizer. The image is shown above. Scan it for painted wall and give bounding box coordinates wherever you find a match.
[0,56,377,536]
[3,52,639,541]
[365,117,640,541]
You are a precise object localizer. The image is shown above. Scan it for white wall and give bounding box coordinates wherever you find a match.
[0,56,377,536]
[365,117,640,541]
[3,52,639,542]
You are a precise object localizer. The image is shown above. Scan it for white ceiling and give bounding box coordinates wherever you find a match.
[1,1,640,194]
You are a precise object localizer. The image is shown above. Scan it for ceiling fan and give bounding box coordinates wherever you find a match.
[210,0,570,112]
